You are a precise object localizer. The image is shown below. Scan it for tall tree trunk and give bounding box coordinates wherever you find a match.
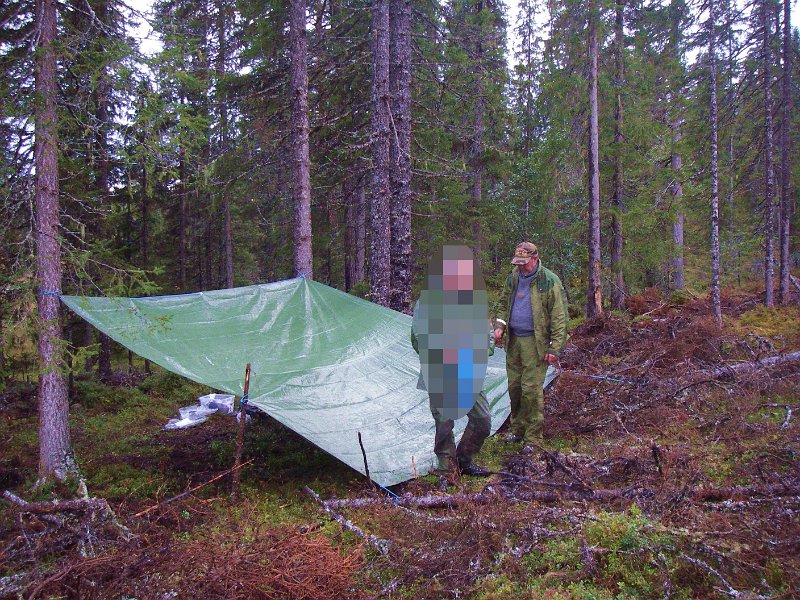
[389,0,412,313]
[98,333,112,378]
[709,0,722,326]
[610,0,625,310]
[762,0,775,307]
[671,122,685,290]
[178,146,187,290]
[198,7,212,291]
[223,198,233,287]
[471,98,484,271]
[369,0,392,307]
[96,13,113,380]
[344,178,367,291]
[198,197,207,290]
[204,223,213,289]
[83,322,94,371]
[290,0,313,280]
[667,0,685,292]
[470,0,485,271]
[35,0,72,480]
[778,0,792,303]
[586,3,603,319]
[218,0,234,288]
[328,197,340,287]
[140,149,149,268]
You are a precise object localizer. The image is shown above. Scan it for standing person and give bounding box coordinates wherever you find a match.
[411,245,493,477]
[493,242,568,452]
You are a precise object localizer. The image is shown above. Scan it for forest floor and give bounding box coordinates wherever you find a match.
[1,287,799,599]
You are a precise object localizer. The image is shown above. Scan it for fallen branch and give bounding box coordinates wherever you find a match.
[3,493,111,516]
[698,351,800,380]
[691,482,800,502]
[680,553,769,599]
[303,486,391,556]
[322,479,800,513]
[133,458,254,518]
[322,486,634,509]
[3,490,133,544]
[790,274,800,293]
[3,491,63,527]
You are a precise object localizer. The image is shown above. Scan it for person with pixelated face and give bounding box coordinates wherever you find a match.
[410,245,493,477]
[492,242,568,452]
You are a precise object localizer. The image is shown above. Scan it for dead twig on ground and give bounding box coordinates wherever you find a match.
[303,486,391,556]
[680,553,770,599]
[133,459,254,518]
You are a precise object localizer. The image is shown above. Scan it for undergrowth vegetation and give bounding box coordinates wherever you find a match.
[1,291,798,598]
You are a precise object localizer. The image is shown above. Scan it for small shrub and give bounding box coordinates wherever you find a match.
[669,289,693,305]
[524,508,689,598]
[568,303,584,319]
[74,380,148,410]
[138,369,206,401]
[347,280,370,299]
[471,575,529,599]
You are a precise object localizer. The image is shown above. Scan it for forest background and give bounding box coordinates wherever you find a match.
[0,0,798,480]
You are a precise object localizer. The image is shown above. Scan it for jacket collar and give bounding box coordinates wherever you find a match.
[514,261,543,282]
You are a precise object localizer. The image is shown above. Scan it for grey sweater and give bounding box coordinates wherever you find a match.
[509,268,536,336]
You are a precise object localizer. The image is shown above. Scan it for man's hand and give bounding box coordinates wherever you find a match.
[493,328,504,345]
[543,353,559,365]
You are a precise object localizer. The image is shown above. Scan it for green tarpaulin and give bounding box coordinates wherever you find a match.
[62,278,519,487]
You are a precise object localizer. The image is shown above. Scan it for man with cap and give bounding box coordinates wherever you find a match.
[492,242,568,451]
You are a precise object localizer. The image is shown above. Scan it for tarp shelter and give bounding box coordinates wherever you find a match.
[62,278,540,487]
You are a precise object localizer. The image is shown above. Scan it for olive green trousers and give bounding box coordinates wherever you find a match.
[430,391,491,471]
[506,335,548,445]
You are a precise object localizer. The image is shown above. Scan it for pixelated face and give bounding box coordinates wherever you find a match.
[414,245,490,421]
[442,259,474,291]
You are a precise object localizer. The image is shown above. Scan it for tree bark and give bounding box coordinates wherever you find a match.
[204,222,213,289]
[709,0,722,327]
[35,0,73,480]
[671,128,685,290]
[369,0,392,307]
[140,140,149,268]
[218,0,234,288]
[345,178,366,291]
[290,0,313,279]
[610,0,625,310]
[761,0,775,307]
[98,333,112,378]
[778,0,792,303]
[97,16,113,380]
[586,3,603,319]
[178,146,187,291]
[223,197,233,287]
[470,0,485,272]
[389,0,412,313]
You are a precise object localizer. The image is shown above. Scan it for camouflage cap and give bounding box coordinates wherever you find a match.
[511,241,539,265]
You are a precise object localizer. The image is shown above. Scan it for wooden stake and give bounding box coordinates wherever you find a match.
[230,363,251,502]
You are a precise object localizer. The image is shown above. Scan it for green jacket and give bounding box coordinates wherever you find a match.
[494,262,568,359]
